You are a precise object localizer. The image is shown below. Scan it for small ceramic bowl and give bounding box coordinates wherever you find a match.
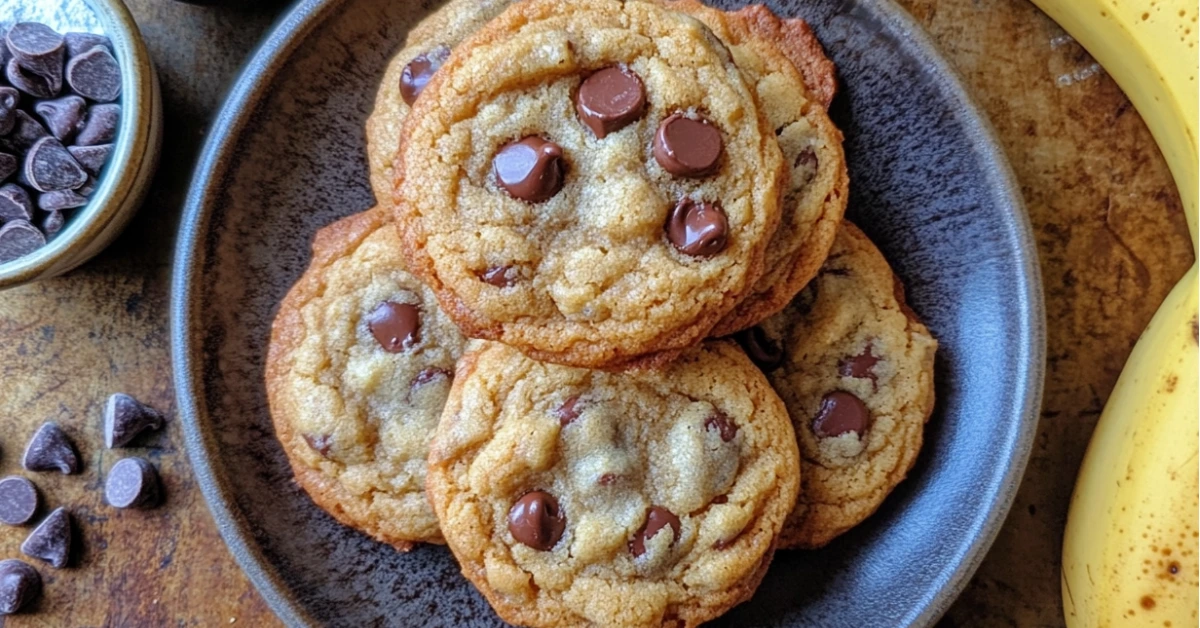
[0,0,161,290]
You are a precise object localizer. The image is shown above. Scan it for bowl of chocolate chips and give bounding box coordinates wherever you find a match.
[0,0,160,289]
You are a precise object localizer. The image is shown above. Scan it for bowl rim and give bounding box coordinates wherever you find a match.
[0,0,157,288]
[169,0,1046,625]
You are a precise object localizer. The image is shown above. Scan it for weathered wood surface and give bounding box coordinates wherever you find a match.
[0,0,1190,625]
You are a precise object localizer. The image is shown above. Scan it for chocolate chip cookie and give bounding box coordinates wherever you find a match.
[667,0,849,335]
[394,0,786,369]
[744,223,937,549]
[266,208,467,549]
[426,340,800,627]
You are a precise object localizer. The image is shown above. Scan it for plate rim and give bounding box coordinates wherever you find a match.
[169,0,1046,625]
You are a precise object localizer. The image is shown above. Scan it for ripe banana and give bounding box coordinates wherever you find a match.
[1030,0,1199,626]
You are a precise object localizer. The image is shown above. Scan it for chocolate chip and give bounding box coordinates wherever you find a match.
[0,478,38,526]
[37,189,87,211]
[104,457,160,509]
[6,58,58,99]
[24,137,86,192]
[598,473,619,486]
[63,33,110,58]
[508,490,565,550]
[66,144,110,176]
[554,395,581,426]
[6,23,64,78]
[411,367,451,388]
[303,433,332,457]
[704,412,739,442]
[75,176,96,197]
[366,301,419,352]
[0,220,43,263]
[104,393,165,449]
[1,111,48,153]
[711,495,728,505]
[795,147,818,173]
[812,391,871,438]
[735,326,783,371]
[20,507,70,568]
[576,66,645,138]
[75,103,119,146]
[630,506,681,557]
[480,265,516,287]
[838,346,879,380]
[399,44,450,106]
[22,422,80,475]
[39,210,63,238]
[0,87,19,135]
[0,183,33,221]
[666,198,727,257]
[0,559,40,615]
[33,95,86,143]
[653,114,722,177]
[493,136,565,202]
[65,46,121,102]
[0,153,16,181]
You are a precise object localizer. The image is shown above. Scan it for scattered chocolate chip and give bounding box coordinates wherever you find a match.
[0,220,43,262]
[666,198,727,257]
[37,189,87,211]
[0,153,16,181]
[576,66,645,138]
[654,113,722,177]
[493,136,565,202]
[20,507,70,568]
[63,32,110,58]
[0,183,33,221]
[303,433,332,458]
[39,210,63,238]
[366,301,419,353]
[480,265,515,287]
[22,422,80,475]
[411,367,451,389]
[735,326,784,371]
[104,393,166,449]
[65,46,121,102]
[33,95,86,143]
[704,412,739,442]
[838,346,880,380]
[554,395,581,426]
[508,490,565,550]
[75,103,119,146]
[104,457,160,509]
[0,477,38,526]
[24,136,86,192]
[631,506,681,557]
[6,23,64,78]
[812,391,871,438]
[1,111,48,153]
[66,144,110,176]
[5,58,58,99]
[0,559,40,615]
[0,87,19,135]
[399,44,450,106]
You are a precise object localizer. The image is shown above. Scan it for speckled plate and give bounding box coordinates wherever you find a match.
[171,0,1045,625]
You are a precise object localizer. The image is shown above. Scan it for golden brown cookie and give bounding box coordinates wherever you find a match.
[426,340,800,628]
[745,223,937,549]
[394,0,786,369]
[266,208,467,550]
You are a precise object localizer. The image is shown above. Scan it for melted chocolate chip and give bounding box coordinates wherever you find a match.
[303,433,333,457]
[735,326,783,371]
[795,147,817,170]
[367,301,419,353]
[666,198,727,257]
[576,66,645,138]
[480,265,515,287]
[704,412,738,442]
[554,395,581,426]
[711,495,728,505]
[812,391,871,438]
[598,473,619,486]
[399,45,450,106]
[494,136,565,202]
[630,506,680,557]
[508,491,565,550]
[838,346,880,380]
[0,559,40,615]
[411,367,451,388]
[654,113,722,177]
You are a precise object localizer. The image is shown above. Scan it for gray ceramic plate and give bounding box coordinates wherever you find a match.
[172,0,1045,625]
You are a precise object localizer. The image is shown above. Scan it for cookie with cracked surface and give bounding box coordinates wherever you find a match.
[746,222,937,549]
[394,0,786,369]
[666,0,849,335]
[266,208,467,549]
[426,340,800,627]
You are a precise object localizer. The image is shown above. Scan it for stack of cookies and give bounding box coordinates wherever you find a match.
[266,0,938,625]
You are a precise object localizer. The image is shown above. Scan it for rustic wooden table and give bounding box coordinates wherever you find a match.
[0,0,1191,625]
